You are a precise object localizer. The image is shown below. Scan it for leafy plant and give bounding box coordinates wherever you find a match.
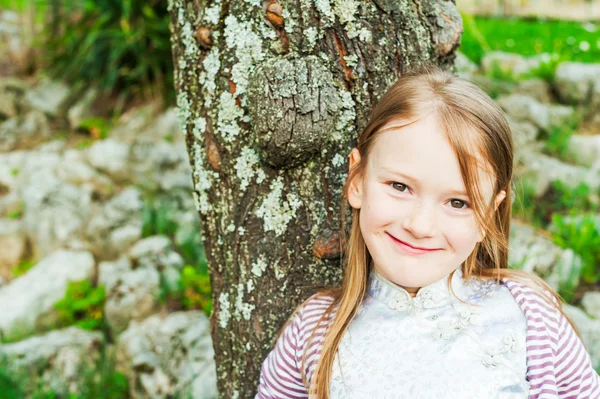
[461,15,600,65]
[0,348,128,399]
[54,280,106,331]
[42,0,173,103]
[11,259,35,278]
[79,117,111,139]
[141,197,179,238]
[551,213,600,285]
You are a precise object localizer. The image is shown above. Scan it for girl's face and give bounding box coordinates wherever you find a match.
[348,116,506,296]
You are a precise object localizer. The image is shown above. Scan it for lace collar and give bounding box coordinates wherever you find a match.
[367,268,464,312]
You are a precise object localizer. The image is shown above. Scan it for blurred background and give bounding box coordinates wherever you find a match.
[0,0,598,397]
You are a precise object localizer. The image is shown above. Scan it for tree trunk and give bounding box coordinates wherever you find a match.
[168,0,462,397]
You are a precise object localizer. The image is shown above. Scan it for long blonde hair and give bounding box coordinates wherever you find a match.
[292,66,569,398]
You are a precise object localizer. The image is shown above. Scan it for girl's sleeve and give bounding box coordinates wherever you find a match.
[255,308,310,399]
[555,310,600,398]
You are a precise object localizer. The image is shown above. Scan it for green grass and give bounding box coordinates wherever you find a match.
[461,15,600,65]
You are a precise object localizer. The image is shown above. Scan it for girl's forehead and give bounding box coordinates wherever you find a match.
[367,118,496,197]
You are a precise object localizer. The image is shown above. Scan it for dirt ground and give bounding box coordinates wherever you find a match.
[457,0,600,21]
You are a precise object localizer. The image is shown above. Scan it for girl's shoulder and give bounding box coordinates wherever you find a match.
[292,292,336,338]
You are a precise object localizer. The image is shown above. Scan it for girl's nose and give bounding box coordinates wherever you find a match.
[401,201,436,239]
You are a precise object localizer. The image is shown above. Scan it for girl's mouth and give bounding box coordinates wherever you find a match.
[386,233,441,255]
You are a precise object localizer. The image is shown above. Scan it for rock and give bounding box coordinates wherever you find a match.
[0,110,51,151]
[455,52,478,79]
[129,236,184,272]
[67,88,98,129]
[0,89,18,119]
[21,170,92,258]
[514,78,552,104]
[56,149,115,199]
[0,218,27,280]
[141,107,182,143]
[515,151,600,196]
[108,104,158,144]
[103,263,161,335]
[509,222,579,280]
[565,134,600,167]
[507,117,539,150]
[86,139,131,182]
[0,327,104,397]
[481,51,553,79]
[582,292,600,320]
[116,311,217,399]
[563,305,600,370]
[554,62,600,104]
[129,140,192,192]
[0,250,94,341]
[497,94,574,132]
[86,187,143,260]
[23,80,70,118]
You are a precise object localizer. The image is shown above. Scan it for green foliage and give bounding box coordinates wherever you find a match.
[141,197,179,239]
[177,265,212,314]
[141,197,211,315]
[461,16,600,65]
[545,181,598,215]
[513,178,598,228]
[11,259,35,278]
[544,124,573,158]
[42,0,173,103]
[78,117,111,139]
[0,349,128,399]
[54,280,106,331]
[551,214,600,285]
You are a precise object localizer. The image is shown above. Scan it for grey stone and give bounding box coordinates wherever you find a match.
[582,292,600,320]
[497,94,574,132]
[515,151,600,196]
[565,134,600,167]
[86,139,131,182]
[514,78,552,104]
[21,170,91,258]
[0,110,51,151]
[86,187,143,260]
[67,88,98,129]
[0,218,26,280]
[0,250,94,341]
[509,222,577,280]
[0,327,104,397]
[554,62,600,104]
[116,311,217,399]
[455,51,478,79]
[104,266,161,335]
[23,80,70,118]
[482,51,553,79]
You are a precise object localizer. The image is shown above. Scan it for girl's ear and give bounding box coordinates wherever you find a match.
[477,189,507,243]
[347,148,364,210]
[494,190,507,210]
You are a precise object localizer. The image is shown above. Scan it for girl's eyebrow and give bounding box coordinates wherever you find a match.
[380,166,418,183]
[380,166,469,197]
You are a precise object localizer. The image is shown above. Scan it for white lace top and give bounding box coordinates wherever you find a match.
[330,269,529,398]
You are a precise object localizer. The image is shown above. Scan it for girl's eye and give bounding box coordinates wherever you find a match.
[450,199,469,209]
[390,182,409,192]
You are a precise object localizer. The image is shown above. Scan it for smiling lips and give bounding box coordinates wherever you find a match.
[386,233,441,255]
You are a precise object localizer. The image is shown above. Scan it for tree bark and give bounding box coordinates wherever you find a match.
[168,0,462,397]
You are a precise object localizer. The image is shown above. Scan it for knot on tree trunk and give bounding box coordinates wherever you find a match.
[247,56,341,169]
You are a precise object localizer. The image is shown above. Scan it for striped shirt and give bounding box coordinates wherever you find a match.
[256,279,600,398]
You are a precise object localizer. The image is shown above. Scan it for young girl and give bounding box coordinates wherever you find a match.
[255,67,600,398]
